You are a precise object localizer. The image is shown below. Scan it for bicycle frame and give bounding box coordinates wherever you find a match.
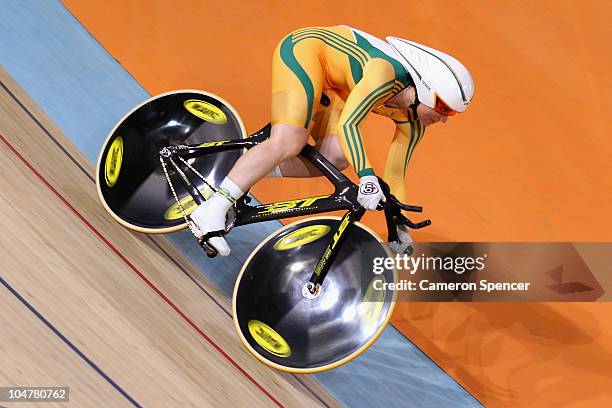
[161,123,429,290]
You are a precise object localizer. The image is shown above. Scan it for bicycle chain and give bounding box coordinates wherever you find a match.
[174,149,237,231]
[159,146,237,239]
[159,155,202,238]
[176,155,215,190]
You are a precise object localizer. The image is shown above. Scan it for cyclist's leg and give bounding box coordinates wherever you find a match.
[313,92,349,170]
[271,91,349,177]
[228,124,309,184]
[228,34,326,184]
[190,33,325,255]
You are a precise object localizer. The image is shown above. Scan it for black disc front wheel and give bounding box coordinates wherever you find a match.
[233,216,396,373]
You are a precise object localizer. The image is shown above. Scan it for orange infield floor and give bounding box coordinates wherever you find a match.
[63,1,612,406]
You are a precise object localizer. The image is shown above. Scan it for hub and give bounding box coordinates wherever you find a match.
[302,282,321,299]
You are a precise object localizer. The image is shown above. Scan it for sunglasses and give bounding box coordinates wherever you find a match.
[433,94,459,116]
[410,89,460,119]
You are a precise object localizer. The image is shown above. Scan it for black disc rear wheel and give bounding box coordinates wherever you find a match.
[96,90,247,233]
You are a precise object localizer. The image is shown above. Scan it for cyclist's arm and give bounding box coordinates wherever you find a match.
[337,59,396,177]
[382,118,425,203]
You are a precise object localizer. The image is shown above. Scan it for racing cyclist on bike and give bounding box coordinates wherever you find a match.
[191,25,474,256]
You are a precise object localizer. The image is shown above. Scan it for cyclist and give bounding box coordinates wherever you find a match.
[191,25,474,255]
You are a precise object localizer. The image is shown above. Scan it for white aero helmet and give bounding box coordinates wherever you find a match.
[386,37,474,115]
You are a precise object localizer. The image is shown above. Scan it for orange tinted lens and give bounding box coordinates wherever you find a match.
[434,95,458,116]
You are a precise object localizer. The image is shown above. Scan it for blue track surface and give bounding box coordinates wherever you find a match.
[0,2,480,406]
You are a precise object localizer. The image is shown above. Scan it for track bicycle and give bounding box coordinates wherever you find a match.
[96,90,430,373]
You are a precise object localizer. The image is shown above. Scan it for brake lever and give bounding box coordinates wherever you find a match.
[395,211,432,229]
[403,219,432,229]
[377,177,431,229]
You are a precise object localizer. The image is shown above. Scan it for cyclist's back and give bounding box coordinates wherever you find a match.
[278,26,408,91]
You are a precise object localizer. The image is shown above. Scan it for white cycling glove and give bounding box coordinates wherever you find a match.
[357,175,385,211]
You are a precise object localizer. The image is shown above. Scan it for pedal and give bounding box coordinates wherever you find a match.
[198,237,218,258]
[188,217,217,257]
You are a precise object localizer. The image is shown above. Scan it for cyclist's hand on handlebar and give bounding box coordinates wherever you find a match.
[357,175,385,211]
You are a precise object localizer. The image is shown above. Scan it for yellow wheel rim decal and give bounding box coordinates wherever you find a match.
[184,99,227,124]
[248,320,291,358]
[273,225,331,251]
[104,136,123,187]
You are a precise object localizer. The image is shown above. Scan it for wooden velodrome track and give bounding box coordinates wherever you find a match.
[0,67,338,407]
